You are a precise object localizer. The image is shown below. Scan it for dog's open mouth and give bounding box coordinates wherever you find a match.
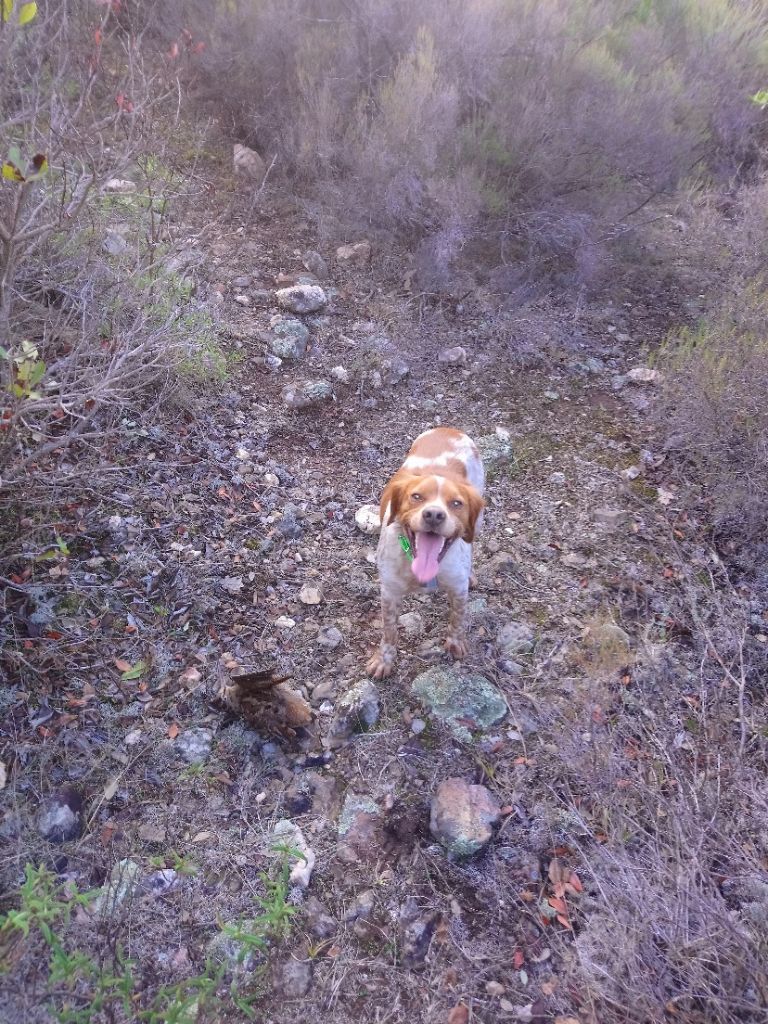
[405,527,456,583]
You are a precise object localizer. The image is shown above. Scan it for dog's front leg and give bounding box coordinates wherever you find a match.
[444,585,469,660]
[367,584,404,679]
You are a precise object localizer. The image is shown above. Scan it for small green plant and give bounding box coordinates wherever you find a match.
[149,850,199,876]
[1,340,46,399]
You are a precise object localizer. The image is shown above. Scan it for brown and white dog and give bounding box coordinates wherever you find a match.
[366,427,485,679]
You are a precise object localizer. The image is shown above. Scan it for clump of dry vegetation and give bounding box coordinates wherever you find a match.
[196,0,768,290]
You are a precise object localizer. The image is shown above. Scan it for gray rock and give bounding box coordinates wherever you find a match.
[438,346,467,365]
[232,275,252,288]
[336,241,371,265]
[398,611,424,637]
[317,625,343,649]
[94,859,142,917]
[282,380,333,410]
[497,621,535,657]
[430,778,501,857]
[337,793,382,862]
[475,433,515,475]
[343,889,375,922]
[174,727,213,764]
[548,471,566,486]
[327,680,380,747]
[303,897,337,939]
[275,285,327,315]
[302,251,329,279]
[593,507,629,528]
[411,666,506,742]
[266,317,309,360]
[38,786,83,843]
[277,957,313,998]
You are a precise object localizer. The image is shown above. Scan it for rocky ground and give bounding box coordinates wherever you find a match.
[2,187,766,1024]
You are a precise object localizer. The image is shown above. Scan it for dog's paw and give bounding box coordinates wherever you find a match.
[366,647,395,679]
[444,636,468,660]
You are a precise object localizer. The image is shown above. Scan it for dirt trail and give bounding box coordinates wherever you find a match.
[1,201,715,1023]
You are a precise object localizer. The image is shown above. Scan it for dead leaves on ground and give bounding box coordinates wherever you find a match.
[536,857,585,932]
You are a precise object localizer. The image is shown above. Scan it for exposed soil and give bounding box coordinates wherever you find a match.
[2,187,766,1024]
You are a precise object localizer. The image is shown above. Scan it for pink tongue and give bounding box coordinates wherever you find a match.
[411,533,444,583]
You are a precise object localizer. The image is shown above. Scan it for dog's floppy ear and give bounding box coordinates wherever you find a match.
[461,486,485,543]
[380,474,412,528]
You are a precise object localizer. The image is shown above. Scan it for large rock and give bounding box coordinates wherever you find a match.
[411,667,506,742]
[266,316,309,360]
[38,786,84,843]
[276,285,327,315]
[430,778,501,857]
[327,680,380,747]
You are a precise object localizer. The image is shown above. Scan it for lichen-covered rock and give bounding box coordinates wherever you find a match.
[430,778,501,857]
[411,666,506,742]
[282,380,333,409]
[337,793,382,862]
[275,284,327,315]
[94,859,142,917]
[174,727,213,764]
[475,433,515,475]
[265,316,309,360]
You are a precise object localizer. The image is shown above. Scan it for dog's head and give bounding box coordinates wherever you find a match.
[380,473,484,582]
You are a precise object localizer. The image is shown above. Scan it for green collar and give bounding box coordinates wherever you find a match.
[399,534,414,561]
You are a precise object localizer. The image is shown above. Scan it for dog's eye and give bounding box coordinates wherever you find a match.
[411,492,423,502]
[450,499,464,509]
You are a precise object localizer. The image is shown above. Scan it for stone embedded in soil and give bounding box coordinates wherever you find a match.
[430,778,501,858]
[411,666,506,742]
[400,897,440,968]
[232,274,252,288]
[343,889,375,922]
[282,379,333,409]
[497,620,535,657]
[355,504,381,534]
[327,680,380,747]
[265,316,309,360]
[276,956,313,998]
[398,611,424,637]
[336,240,371,264]
[298,584,322,605]
[275,284,327,315]
[302,250,329,279]
[94,858,142,917]
[303,897,337,939]
[593,507,630,528]
[438,345,467,365]
[138,822,167,844]
[475,433,514,474]
[317,625,343,649]
[37,785,84,843]
[337,793,383,862]
[174,727,214,764]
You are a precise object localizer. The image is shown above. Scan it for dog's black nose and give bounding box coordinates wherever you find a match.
[423,507,446,526]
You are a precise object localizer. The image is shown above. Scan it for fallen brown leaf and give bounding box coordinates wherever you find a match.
[447,1004,469,1024]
